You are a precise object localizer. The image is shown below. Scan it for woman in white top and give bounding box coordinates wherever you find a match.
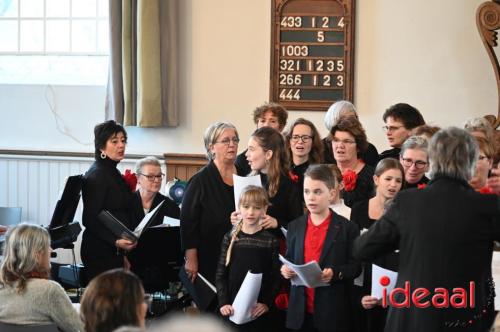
[0,223,83,332]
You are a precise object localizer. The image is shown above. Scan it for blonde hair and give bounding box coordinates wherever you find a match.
[225,186,269,266]
[0,223,51,293]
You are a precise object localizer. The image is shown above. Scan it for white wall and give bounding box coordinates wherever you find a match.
[0,0,497,156]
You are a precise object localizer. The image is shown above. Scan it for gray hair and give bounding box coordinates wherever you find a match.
[428,127,478,181]
[400,136,429,160]
[203,122,238,160]
[0,223,51,293]
[134,156,161,175]
[324,100,357,131]
[464,117,494,141]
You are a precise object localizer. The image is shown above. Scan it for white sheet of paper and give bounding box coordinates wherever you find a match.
[371,264,398,300]
[133,200,165,237]
[492,251,500,309]
[279,255,328,288]
[233,175,262,208]
[162,216,180,227]
[280,227,287,238]
[230,271,262,325]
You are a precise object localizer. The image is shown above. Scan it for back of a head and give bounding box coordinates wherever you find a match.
[383,103,425,129]
[80,269,144,332]
[149,314,234,332]
[324,100,357,131]
[428,127,478,181]
[464,117,494,141]
[0,223,50,292]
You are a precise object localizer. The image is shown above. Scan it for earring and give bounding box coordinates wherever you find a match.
[100,152,107,159]
[265,159,270,165]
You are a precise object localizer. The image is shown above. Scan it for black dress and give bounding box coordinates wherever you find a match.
[378,148,400,161]
[81,157,135,282]
[235,150,252,176]
[180,161,243,284]
[341,164,375,208]
[216,229,280,331]
[259,172,303,234]
[323,137,380,168]
[289,161,310,203]
[351,199,399,332]
[130,191,180,225]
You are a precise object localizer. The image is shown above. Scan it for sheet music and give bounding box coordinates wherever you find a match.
[197,272,217,293]
[133,200,165,237]
[279,255,328,288]
[371,264,398,300]
[280,227,287,238]
[230,271,262,325]
[162,216,180,227]
[233,175,262,208]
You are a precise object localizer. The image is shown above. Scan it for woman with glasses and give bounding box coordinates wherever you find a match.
[132,156,180,224]
[82,120,137,282]
[80,269,147,332]
[330,117,375,207]
[469,136,495,192]
[285,118,323,202]
[181,122,244,289]
[323,100,379,167]
[399,136,429,190]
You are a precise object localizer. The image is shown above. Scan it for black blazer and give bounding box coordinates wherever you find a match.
[180,161,242,284]
[353,176,500,332]
[285,211,361,331]
[131,191,180,228]
[81,158,135,281]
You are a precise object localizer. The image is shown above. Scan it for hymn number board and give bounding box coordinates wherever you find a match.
[270,0,355,111]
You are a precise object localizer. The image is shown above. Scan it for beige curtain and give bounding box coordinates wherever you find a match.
[105,0,178,127]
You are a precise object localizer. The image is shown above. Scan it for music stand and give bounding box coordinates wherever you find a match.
[128,226,183,292]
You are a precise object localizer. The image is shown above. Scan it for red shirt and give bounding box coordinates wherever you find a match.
[304,211,332,313]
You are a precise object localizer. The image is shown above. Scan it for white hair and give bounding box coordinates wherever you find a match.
[324,100,357,131]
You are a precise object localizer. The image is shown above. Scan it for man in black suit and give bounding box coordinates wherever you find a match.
[354,127,500,332]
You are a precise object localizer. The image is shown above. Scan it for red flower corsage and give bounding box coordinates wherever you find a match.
[478,186,494,195]
[123,169,137,192]
[342,169,357,192]
[289,170,299,183]
[417,183,427,189]
[275,293,289,310]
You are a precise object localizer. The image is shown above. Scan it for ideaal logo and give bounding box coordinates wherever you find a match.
[379,276,475,309]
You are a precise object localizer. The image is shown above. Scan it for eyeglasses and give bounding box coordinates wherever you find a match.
[401,158,427,169]
[144,294,153,307]
[291,135,313,143]
[382,125,404,132]
[139,173,164,182]
[332,138,356,145]
[216,137,240,146]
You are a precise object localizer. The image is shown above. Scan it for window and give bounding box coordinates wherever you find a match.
[0,0,109,85]
[0,0,109,54]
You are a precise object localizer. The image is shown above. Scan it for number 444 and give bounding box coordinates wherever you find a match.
[279,89,300,100]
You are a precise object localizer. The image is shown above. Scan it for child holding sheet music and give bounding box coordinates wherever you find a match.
[215,185,280,331]
[281,164,360,332]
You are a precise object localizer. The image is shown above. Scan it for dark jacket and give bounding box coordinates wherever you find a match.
[180,161,241,283]
[353,176,500,332]
[285,211,361,331]
[81,157,135,282]
[131,191,180,227]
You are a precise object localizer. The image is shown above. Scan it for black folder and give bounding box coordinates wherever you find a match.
[178,266,217,310]
[98,200,165,242]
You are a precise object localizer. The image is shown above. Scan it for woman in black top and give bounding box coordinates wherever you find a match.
[331,118,375,207]
[81,120,136,282]
[350,158,404,332]
[244,127,303,234]
[181,122,243,285]
[399,136,430,190]
[285,118,323,203]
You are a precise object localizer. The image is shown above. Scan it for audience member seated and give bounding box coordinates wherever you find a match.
[80,269,147,332]
[323,100,379,167]
[469,136,495,193]
[410,124,440,140]
[235,102,288,175]
[148,314,233,332]
[0,223,83,332]
[399,136,430,189]
[379,103,425,161]
[330,117,375,207]
[132,156,180,224]
[285,118,323,202]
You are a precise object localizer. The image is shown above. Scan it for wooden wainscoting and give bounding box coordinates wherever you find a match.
[163,153,207,181]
